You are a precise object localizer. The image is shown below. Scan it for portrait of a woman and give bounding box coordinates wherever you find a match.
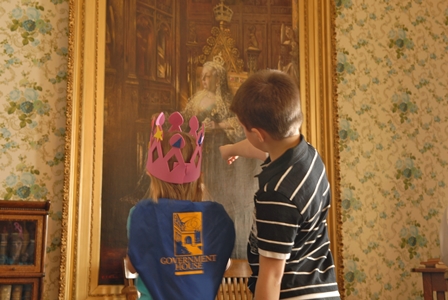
[183,58,259,258]
[183,59,241,141]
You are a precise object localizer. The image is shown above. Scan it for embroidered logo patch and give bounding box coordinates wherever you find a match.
[173,212,206,275]
[174,212,203,257]
[158,211,218,276]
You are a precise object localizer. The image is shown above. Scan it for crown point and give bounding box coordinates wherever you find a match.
[169,112,184,132]
[189,116,199,135]
[155,112,165,127]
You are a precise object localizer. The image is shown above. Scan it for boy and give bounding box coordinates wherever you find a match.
[220,70,340,299]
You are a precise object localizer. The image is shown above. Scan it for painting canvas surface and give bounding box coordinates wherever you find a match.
[99,0,298,285]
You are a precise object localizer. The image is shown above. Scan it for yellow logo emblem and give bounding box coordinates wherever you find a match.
[173,212,204,275]
[159,212,217,275]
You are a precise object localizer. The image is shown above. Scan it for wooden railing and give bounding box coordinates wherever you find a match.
[215,259,253,300]
[412,258,448,300]
[122,259,253,300]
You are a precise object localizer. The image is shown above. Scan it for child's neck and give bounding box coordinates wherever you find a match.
[267,134,301,162]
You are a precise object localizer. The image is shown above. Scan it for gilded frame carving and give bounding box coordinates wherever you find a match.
[60,0,344,299]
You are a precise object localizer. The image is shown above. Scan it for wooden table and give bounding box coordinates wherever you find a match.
[412,259,448,300]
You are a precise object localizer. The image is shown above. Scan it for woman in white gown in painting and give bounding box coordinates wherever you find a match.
[183,60,241,142]
[183,60,259,258]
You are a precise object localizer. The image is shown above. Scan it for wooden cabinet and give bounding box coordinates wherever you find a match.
[0,200,50,300]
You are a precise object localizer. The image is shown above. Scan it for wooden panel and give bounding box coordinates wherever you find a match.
[412,259,448,300]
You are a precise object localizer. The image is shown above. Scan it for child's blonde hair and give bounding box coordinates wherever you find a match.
[146,131,204,202]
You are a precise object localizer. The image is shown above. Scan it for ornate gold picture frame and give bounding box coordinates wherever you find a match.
[60,0,343,299]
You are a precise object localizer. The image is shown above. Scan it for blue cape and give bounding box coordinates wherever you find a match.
[128,199,236,300]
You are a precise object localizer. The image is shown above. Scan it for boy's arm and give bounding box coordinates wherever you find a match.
[219,139,267,163]
[254,255,285,300]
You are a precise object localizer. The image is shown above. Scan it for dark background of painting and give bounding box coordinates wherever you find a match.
[99,0,295,285]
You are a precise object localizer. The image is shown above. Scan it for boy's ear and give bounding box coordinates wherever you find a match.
[250,128,266,142]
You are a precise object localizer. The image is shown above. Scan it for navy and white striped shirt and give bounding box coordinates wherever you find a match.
[247,135,340,299]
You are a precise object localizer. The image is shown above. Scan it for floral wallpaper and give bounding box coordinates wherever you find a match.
[0,0,68,299]
[0,0,446,299]
[336,0,448,299]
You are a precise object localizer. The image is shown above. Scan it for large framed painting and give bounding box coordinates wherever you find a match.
[60,0,343,299]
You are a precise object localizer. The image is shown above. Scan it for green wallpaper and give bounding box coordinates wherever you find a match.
[0,0,68,299]
[336,0,448,299]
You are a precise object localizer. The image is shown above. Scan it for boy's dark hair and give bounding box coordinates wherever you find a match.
[230,70,302,140]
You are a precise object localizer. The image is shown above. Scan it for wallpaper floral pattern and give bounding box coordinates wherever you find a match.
[0,0,68,299]
[336,0,448,299]
[0,0,446,299]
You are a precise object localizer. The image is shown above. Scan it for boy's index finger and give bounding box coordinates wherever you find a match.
[227,156,239,165]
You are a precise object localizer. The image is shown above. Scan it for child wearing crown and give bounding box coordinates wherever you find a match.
[125,111,235,300]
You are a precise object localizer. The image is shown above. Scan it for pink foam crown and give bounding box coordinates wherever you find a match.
[146,112,205,184]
